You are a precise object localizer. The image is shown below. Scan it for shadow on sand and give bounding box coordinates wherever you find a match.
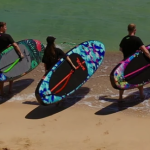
[25,87,90,119]
[0,78,34,104]
[95,87,150,115]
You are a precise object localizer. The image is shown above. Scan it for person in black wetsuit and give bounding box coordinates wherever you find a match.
[0,22,24,96]
[119,23,150,102]
[42,36,76,72]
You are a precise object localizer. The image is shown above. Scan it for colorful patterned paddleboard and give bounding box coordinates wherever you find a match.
[0,39,45,81]
[110,44,150,90]
[35,40,105,105]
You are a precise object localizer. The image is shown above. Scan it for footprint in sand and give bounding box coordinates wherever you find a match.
[0,141,4,144]
[104,130,109,135]
[0,141,8,150]
[41,123,45,127]
[12,137,32,149]
[83,136,90,143]
[96,147,106,150]
[96,121,102,126]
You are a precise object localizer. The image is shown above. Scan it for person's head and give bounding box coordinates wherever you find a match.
[45,36,56,60]
[127,23,136,35]
[46,36,56,46]
[0,22,7,33]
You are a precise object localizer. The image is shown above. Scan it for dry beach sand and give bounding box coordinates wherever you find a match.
[0,52,150,150]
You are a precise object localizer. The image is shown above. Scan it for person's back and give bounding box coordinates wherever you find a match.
[120,35,144,59]
[0,33,15,53]
[42,47,67,71]
[42,36,76,73]
[118,23,150,103]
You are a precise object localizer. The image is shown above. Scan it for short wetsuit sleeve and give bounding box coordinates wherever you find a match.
[42,54,52,70]
[119,38,124,48]
[136,37,144,48]
[7,34,15,44]
[56,48,67,59]
[42,54,47,63]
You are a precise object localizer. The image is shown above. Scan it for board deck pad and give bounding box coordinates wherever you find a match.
[0,39,45,81]
[110,45,150,90]
[50,53,88,96]
[35,40,105,105]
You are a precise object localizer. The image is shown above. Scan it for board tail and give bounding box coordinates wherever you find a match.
[110,63,121,90]
[35,77,48,106]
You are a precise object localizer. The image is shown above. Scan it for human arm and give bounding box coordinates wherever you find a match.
[12,43,24,58]
[119,37,124,53]
[57,48,76,70]
[119,47,123,52]
[42,54,48,73]
[7,34,24,58]
[66,56,76,70]
[140,45,150,59]
[137,37,150,59]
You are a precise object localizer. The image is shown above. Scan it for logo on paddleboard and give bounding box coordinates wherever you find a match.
[76,57,86,71]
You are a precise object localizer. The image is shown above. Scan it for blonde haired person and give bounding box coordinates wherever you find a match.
[119,23,150,102]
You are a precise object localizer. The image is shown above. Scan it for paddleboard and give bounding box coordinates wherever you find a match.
[110,44,150,90]
[35,40,105,105]
[0,39,45,81]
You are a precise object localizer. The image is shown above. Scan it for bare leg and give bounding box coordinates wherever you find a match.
[138,86,145,99]
[119,90,124,101]
[8,81,13,94]
[0,82,4,95]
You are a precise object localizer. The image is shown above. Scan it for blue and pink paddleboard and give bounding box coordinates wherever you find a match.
[110,44,150,90]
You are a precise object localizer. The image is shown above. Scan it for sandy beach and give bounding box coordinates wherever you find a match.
[1,52,150,150]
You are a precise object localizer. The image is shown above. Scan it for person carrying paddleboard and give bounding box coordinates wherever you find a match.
[42,36,77,107]
[42,36,76,73]
[0,22,24,96]
[119,23,150,102]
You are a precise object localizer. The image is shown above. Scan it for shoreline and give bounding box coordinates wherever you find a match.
[1,103,150,150]
[0,52,150,149]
